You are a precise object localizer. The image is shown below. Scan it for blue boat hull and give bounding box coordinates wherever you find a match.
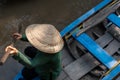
[14,69,40,80]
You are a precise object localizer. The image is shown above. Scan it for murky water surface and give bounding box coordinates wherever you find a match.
[0,0,103,79]
[0,0,101,54]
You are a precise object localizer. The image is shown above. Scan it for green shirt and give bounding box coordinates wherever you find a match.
[13,34,62,80]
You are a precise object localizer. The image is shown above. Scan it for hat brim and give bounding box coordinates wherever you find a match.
[25,24,64,54]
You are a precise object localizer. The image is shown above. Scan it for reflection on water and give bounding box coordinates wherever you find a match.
[0,0,101,54]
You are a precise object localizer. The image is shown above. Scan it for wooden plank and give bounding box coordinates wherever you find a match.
[63,77,72,80]
[57,71,68,80]
[76,0,120,36]
[96,33,113,47]
[64,39,120,80]
[61,47,74,67]
[105,40,120,55]
[56,47,74,80]
[74,33,117,68]
[64,54,98,80]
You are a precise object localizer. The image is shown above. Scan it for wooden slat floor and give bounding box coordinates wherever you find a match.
[57,33,120,80]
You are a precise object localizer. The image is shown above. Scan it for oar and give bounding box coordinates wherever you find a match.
[0,44,13,65]
[0,24,22,65]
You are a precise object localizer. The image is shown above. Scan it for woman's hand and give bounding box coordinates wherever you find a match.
[5,46,18,55]
[13,33,22,40]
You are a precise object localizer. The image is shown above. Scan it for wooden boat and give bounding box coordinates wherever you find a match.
[57,0,120,80]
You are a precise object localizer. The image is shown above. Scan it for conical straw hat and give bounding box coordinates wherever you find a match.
[25,24,64,54]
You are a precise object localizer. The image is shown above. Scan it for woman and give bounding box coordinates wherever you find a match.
[5,24,64,80]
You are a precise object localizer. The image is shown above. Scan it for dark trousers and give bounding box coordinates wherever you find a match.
[22,46,38,80]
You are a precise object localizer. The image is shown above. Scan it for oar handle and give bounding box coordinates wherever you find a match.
[0,51,10,65]
[0,44,14,65]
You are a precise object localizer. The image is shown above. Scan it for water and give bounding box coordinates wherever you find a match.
[0,0,101,51]
[0,0,102,79]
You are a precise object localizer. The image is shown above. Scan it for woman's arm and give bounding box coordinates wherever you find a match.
[12,51,48,69]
